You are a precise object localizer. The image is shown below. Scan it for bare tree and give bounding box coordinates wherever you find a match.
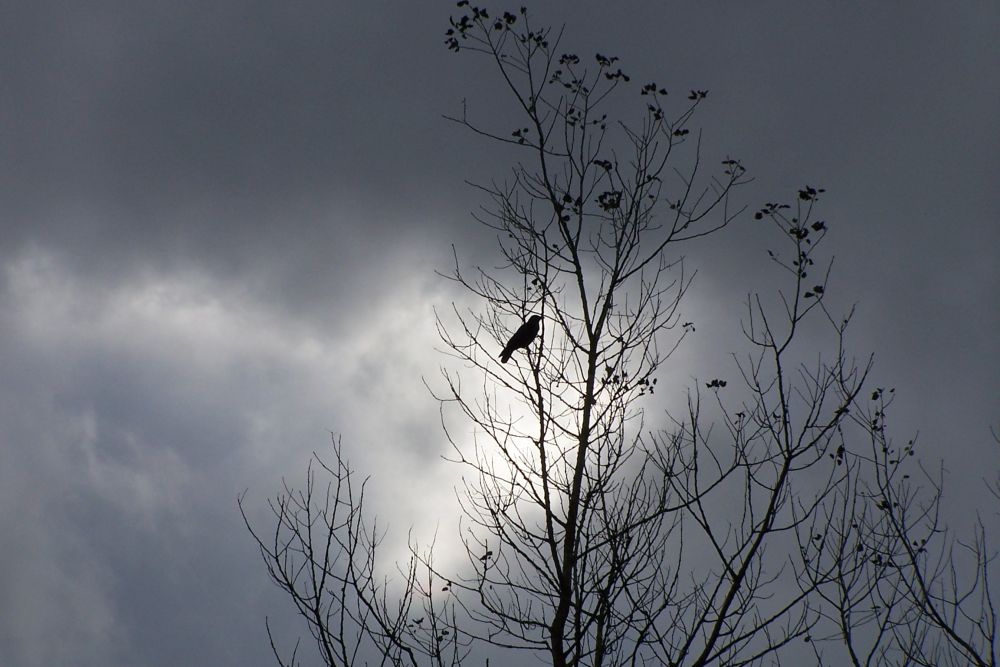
[240,436,467,667]
[435,5,998,666]
[798,389,998,667]
[245,5,997,666]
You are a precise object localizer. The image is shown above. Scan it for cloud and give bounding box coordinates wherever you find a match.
[0,245,457,665]
[0,1,997,664]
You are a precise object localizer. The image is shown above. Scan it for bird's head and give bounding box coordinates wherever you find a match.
[529,315,542,323]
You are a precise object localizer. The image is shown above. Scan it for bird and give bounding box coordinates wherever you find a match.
[499,315,541,363]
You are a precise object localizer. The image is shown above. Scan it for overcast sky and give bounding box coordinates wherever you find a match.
[1,2,997,665]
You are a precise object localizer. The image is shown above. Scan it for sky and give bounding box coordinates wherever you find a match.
[1,1,998,665]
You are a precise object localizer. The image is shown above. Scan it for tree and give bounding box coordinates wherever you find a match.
[244,5,997,666]
[240,437,468,667]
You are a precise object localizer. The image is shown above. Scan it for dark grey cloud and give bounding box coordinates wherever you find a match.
[1,0,471,332]
[1,2,997,665]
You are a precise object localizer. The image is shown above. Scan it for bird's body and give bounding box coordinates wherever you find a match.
[499,315,541,363]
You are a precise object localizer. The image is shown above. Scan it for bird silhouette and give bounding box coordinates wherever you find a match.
[499,315,541,363]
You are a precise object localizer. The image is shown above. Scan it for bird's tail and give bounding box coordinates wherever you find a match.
[499,349,511,363]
